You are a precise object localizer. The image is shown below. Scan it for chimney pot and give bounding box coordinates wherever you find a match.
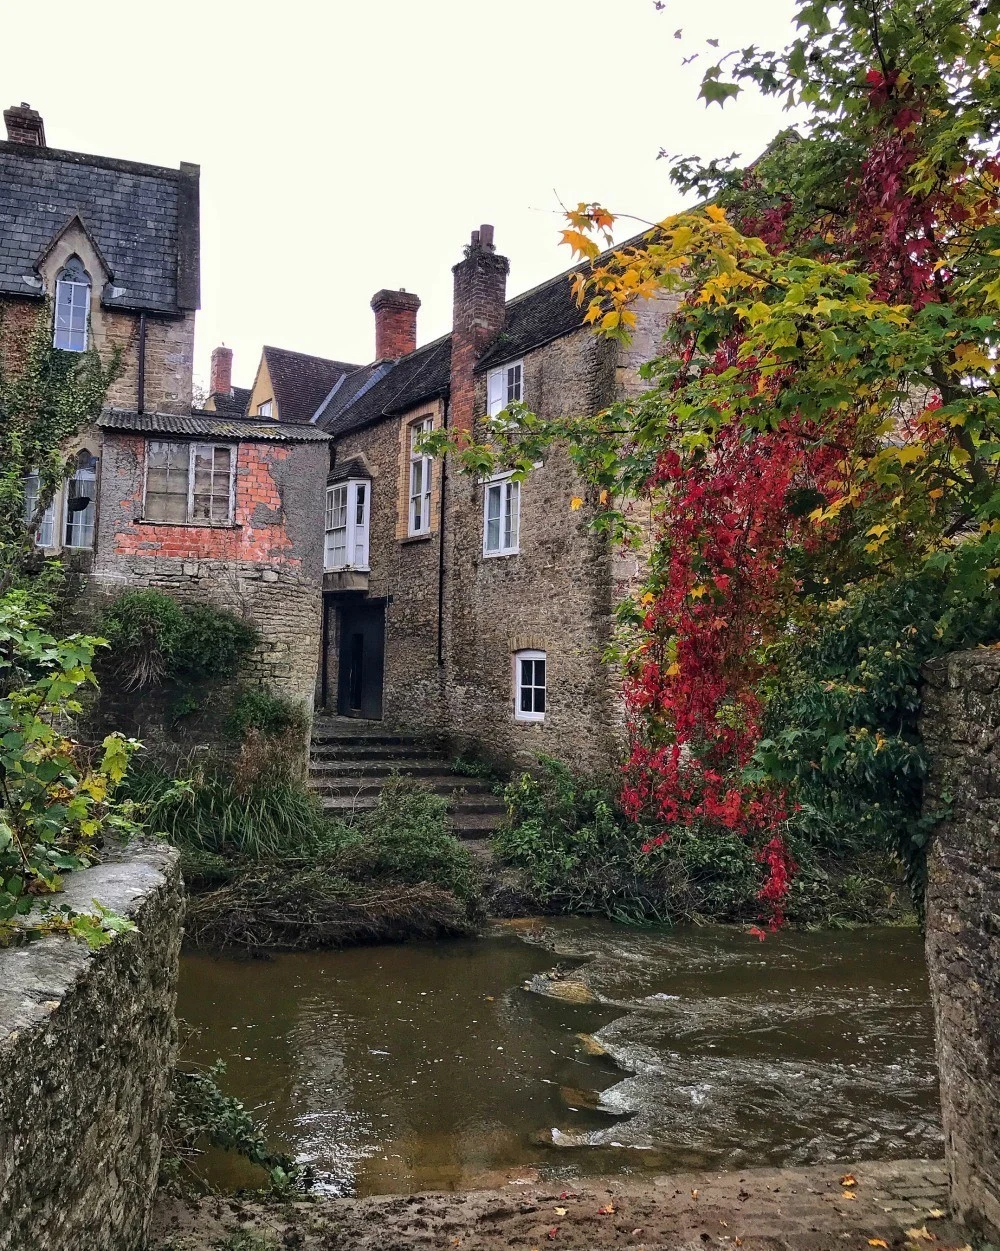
[210,345,233,398]
[4,102,45,147]
[370,288,421,360]
[479,224,495,250]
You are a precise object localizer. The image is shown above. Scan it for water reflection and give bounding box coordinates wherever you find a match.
[176,919,941,1196]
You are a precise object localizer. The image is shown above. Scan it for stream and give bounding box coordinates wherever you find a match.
[176,918,941,1196]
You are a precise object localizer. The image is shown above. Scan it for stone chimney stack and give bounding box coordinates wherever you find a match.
[210,345,233,397]
[371,288,421,361]
[449,224,509,436]
[4,102,46,146]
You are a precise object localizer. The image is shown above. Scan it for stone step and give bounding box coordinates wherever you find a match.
[309,777,502,804]
[310,742,444,761]
[310,733,428,750]
[308,756,453,774]
[450,811,505,838]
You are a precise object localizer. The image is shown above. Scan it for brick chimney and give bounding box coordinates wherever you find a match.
[371,288,420,360]
[210,345,233,397]
[449,224,509,436]
[4,102,46,146]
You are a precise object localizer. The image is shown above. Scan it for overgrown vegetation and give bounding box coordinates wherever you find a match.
[494,757,907,927]
[161,1056,304,1195]
[226,686,307,741]
[130,736,482,950]
[97,589,259,690]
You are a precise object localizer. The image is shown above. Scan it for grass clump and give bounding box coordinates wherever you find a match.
[494,756,907,927]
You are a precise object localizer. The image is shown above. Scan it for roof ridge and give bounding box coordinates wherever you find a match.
[0,139,195,181]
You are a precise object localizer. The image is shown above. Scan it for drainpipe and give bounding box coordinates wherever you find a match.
[137,313,147,415]
[437,397,449,667]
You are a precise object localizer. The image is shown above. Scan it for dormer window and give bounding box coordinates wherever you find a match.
[53,256,91,352]
[257,400,273,418]
[325,480,370,570]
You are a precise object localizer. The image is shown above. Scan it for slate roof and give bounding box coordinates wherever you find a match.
[329,454,373,482]
[210,386,252,416]
[0,140,199,314]
[99,410,329,443]
[263,346,360,426]
[476,266,584,370]
[319,336,452,437]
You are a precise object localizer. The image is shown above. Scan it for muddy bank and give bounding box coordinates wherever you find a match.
[150,1159,961,1250]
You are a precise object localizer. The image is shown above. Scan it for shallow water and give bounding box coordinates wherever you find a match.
[176,918,940,1196]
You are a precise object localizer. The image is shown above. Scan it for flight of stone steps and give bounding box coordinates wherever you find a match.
[308,717,506,840]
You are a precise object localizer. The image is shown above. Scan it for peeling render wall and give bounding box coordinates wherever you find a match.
[921,650,1000,1238]
[0,842,183,1251]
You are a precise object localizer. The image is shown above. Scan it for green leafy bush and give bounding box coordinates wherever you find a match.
[0,593,141,945]
[98,589,258,690]
[227,686,307,740]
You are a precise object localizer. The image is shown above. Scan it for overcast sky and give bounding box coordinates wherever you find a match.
[5,0,799,393]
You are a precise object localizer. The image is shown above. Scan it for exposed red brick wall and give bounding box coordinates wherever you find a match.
[449,226,508,437]
[110,436,300,565]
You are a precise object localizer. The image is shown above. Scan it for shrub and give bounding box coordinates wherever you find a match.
[97,590,258,690]
[227,686,307,740]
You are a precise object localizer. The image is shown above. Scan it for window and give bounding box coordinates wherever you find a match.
[324,479,370,571]
[257,400,273,417]
[487,360,523,418]
[483,474,520,556]
[515,649,546,721]
[53,256,91,352]
[144,441,235,524]
[23,472,56,547]
[408,417,433,535]
[64,452,98,549]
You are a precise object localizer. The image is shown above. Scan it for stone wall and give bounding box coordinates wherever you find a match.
[0,841,183,1251]
[921,649,1000,1237]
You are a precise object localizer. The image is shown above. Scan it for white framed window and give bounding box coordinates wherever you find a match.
[325,479,370,571]
[487,360,523,418]
[257,400,273,417]
[483,474,520,556]
[515,649,546,722]
[144,441,235,524]
[23,472,56,547]
[408,417,433,535]
[64,452,98,549]
[53,256,91,353]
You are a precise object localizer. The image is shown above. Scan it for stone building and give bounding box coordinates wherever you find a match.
[254,225,672,772]
[1,104,328,710]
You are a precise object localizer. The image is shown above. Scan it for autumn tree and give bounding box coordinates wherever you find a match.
[433,0,1000,921]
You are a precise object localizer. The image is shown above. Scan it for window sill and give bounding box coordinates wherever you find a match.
[401,532,434,545]
[483,548,519,559]
[135,518,241,530]
[324,565,371,574]
[514,715,545,724]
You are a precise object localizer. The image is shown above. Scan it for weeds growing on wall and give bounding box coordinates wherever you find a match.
[226,686,307,740]
[97,590,259,690]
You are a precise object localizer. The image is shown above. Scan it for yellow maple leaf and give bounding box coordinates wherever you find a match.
[570,497,584,511]
[868,1240,889,1248]
[705,204,728,223]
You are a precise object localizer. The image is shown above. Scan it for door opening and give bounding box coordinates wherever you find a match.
[336,601,385,719]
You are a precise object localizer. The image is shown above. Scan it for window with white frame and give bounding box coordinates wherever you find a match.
[487,360,523,418]
[64,452,98,549]
[53,256,91,353]
[23,472,56,547]
[408,417,433,535]
[515,649,546,721]
[483,474,520,556]
[257,400,273,417]
[144,441,235,524]
[325,479,370,570]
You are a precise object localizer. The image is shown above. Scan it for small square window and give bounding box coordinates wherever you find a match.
[257,400,273,417]
[515,649,546,721]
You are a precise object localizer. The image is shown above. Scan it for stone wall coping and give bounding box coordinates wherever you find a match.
[0,841,178,1044]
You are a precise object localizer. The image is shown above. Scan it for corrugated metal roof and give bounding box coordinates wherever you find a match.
[98,409,330,442]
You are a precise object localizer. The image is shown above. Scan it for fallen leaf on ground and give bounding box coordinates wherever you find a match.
[906,1226,935,1241]
[691,1189,700,1199]
[554,1207,567,1217]
[735,1239,743,1247]
[842,1192,857,1201]
[841,1174,858,1187]
[738,1189,751,1202]
[597,1203,616,1215]
[547,1227,559,1240]
[927,1210,946,1219]
[868,1239,889,1247]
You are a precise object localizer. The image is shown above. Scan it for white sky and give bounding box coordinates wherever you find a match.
[4,0,799,394]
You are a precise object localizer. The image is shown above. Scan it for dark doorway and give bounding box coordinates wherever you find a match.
[337,601,385,719]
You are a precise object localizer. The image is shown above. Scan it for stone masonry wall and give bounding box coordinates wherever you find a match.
[921,649,1000,1237]
[0,841,183,1251]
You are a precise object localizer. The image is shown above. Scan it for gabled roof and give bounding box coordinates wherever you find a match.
[262,346,360,426]
[0,140,199,313]
[319,336,452,437]
[99,409,330,443]
[210,386,252,416]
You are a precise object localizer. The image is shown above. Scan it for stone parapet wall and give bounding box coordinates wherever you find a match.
[921,650,1000,1237]
[0,841,183,1251]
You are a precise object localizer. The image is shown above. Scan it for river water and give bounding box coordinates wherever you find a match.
[177,918,941,1196]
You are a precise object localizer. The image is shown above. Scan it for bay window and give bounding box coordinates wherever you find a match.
[325,479,370,570]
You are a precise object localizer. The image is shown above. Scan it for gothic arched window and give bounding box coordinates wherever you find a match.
[53,255,91,352]
[64,450,98,549]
